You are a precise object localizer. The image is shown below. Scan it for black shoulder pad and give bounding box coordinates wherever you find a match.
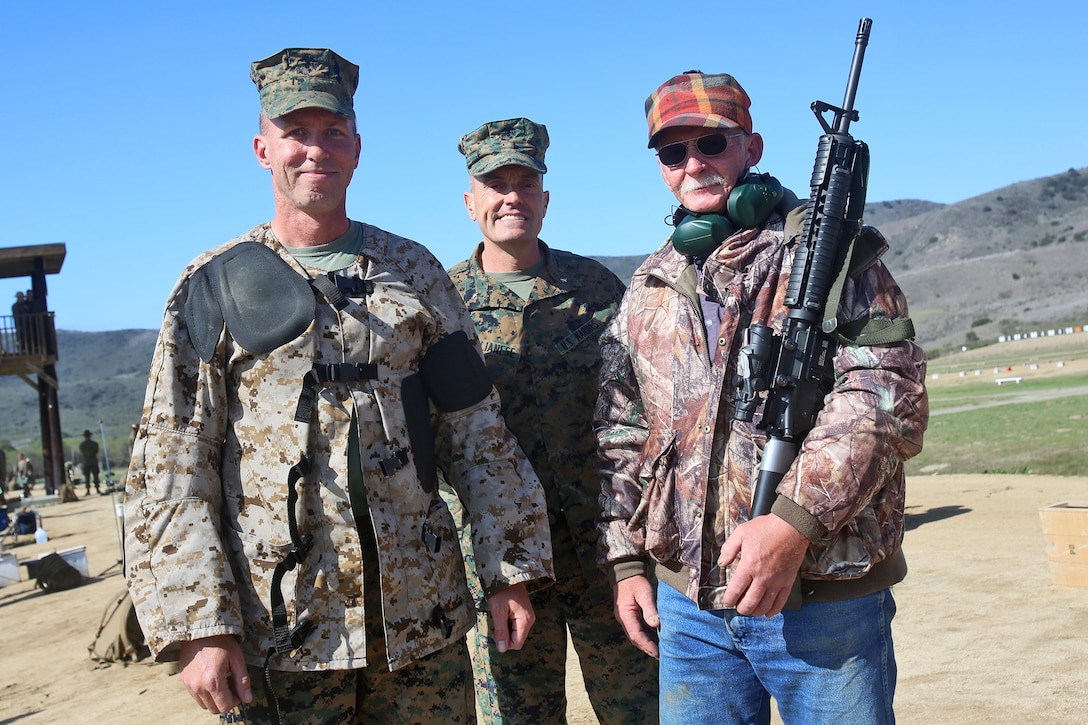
[182,242,316,362]
[184,265,227,363]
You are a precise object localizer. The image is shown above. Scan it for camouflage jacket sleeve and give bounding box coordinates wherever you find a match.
[124,245,240,660]
[777,258,929,548]
[411,244,554,596]
[594,285,652,579]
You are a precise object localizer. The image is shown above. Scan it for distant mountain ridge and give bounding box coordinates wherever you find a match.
[0,329,158,463]
[2,167,1085,467]
[871,169,1088,350]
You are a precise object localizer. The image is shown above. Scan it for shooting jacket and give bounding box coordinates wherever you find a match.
[125,222,553,671]
[596,214,929,610]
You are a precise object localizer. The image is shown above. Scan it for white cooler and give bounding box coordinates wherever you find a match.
[0,552,19,587]
[40,546,89,578]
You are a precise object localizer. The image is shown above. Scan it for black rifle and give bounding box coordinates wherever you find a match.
[732,18,874,518]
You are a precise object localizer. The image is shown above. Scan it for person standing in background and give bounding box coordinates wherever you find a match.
[11,291,29,353]
[79,430,101,496]
[16,453,33,497]
[127,423,138,459]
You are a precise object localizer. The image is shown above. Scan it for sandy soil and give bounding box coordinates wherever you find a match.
[2,474,1086,724]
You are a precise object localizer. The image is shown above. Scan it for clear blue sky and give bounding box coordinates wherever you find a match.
[3,1,1086,332]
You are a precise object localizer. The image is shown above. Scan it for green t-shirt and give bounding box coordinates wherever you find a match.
[488,259,546,301]
[285,221,364,271]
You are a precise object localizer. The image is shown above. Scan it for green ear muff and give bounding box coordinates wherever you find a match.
[671,213,736,257]
[671,174,786,258]
[728,174,784,227]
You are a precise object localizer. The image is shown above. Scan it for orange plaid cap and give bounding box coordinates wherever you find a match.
[645,71,752,148]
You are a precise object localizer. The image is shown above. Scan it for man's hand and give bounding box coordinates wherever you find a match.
[486,583,535,653]
[178,635,252,714]
[613,574,660,659]
[718,513,810,617]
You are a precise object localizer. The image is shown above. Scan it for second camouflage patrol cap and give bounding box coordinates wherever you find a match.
[250,48,359,120]
[458,118,549,176]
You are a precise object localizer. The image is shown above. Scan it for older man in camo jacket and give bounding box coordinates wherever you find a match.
[125,49,552,724]
[444,118,658,724]
[595,71,929,724]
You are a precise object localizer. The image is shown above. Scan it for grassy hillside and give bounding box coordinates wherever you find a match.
[882,168,1088,353]
[908,333,1088,477]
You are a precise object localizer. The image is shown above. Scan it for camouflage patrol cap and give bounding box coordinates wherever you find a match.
[250,48,359,120]
[645,71,752,148]
[458,118,549,176]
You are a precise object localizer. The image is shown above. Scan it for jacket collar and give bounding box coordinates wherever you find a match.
[460,240,580,309]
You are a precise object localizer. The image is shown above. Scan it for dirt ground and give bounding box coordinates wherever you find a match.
[2,474,1086,724]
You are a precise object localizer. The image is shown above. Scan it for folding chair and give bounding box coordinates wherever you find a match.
[1,507,40,546]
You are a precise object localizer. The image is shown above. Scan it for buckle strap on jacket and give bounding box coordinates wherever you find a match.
[310,272,375,311]
[267,454,315,657]
[430,605,455,639]
[294,362,379,422]
[262,454,316,722]
[379,447,410,476]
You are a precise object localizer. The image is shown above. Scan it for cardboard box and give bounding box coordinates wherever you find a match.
[1039,501,1088,588]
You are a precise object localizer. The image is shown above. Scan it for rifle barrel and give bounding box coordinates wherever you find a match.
[836,18,872,134]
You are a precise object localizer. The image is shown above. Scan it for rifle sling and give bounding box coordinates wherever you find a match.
[821,225,916,346]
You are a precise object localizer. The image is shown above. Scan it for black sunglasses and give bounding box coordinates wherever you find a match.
[656,132,745,168]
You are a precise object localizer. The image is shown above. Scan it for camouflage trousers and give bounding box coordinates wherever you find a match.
[223,640,475,724]
[442,482,658,725]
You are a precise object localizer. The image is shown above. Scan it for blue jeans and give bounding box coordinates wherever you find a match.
[657,581,897,725]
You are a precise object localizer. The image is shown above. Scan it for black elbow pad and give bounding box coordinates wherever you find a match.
[419,331,493,412]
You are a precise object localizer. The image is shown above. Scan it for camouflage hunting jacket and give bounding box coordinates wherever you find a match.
[449,241,625,595]
[595,214,929,610]
[125,222,553,672]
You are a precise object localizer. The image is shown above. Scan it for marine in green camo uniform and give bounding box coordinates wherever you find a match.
[444,117,659,724]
